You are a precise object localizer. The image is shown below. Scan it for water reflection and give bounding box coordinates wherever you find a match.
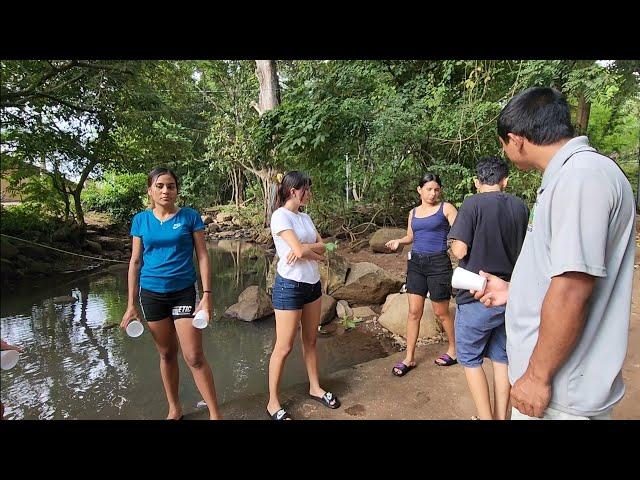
[1,240,390,419]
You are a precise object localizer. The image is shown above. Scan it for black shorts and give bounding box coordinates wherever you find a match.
[139,285,197,322]
[405,251,452,301]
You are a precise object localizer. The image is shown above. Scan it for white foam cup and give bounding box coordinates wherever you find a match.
[192,310,209,329]
[1,350,20,370]
[451,267,487,292]
[126,320,144,338]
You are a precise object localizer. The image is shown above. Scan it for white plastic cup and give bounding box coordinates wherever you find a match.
[1,350,20,370]
[192,310,209,329]
[451,267,487,292]
[126,320,144,338]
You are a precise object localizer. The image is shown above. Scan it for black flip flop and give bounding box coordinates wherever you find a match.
[309,391,341,409]
[434,353,458,367]
[392,362,415,377]
[267,408,292,420]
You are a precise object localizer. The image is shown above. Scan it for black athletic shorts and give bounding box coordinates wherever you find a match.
[405,251,452,301]
[139,285,197,322]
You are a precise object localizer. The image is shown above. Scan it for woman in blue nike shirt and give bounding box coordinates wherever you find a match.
[121,167,221,420]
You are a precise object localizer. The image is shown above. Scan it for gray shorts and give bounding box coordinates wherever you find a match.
[454,301,507,368]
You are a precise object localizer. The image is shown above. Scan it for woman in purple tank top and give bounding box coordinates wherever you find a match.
[385,173,459,375]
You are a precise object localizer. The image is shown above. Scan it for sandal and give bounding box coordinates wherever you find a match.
[392,362,415,377]
[267,408,292,420]
[434,353,458,367]
[309,391,341,409]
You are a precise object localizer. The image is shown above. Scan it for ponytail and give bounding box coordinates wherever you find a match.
[272,171,311,211]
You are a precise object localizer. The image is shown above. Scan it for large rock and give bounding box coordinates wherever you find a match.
[224,286,273,322]
[0,237,19,259]
[369,228,408,253]
[332,262,404,304]
[85,240,102,254]
[377,293,443,339]
[216,212,233,223]
[52,223,85,245]
[320,294,337,325]
[382,293,401,313]
[352,306,377,318]
[319,252,350,295]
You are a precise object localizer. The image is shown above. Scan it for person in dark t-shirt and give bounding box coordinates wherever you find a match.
[448,156,528,420]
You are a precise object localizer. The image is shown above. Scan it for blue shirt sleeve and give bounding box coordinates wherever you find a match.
[190,208,205,232]
[131,212,142,237]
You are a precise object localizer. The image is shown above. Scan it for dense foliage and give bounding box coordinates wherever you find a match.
[2,60,638,233]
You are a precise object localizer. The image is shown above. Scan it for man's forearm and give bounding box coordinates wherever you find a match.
[526,273,595,383]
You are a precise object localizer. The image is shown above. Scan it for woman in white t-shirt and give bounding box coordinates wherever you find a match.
[266,171,341,420]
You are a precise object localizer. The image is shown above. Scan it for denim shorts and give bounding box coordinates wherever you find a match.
[272,274,322,310]
[454,301,507,368]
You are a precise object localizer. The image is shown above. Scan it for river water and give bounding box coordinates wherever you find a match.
[1,240,394,419]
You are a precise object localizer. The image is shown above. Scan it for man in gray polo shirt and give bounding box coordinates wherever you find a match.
[473,87,636,420]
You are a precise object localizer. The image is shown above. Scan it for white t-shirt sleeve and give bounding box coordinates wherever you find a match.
[270,209,294,237]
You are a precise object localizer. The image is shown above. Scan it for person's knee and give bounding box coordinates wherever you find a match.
[302,334,317,350]
[272,342,293,359]
[183,351,205,369]
[407,309,422,322]
[158,348,178,363]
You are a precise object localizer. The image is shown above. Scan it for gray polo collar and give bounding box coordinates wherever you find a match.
[540,136,595,190]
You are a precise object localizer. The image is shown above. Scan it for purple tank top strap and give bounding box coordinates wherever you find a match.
[411,203,449,254]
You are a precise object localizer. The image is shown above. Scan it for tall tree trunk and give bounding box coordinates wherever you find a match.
[231,166,244,207]
[260,167,278,224]
[576,90,591,136]
[230,168,239,207]
[253,60,281,225]
[254,61,281,115]
[70,158,99,228]
[72,189,85,227]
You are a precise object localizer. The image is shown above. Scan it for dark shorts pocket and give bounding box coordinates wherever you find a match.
[426,273,452,301]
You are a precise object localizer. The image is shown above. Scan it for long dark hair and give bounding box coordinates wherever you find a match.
[147,167,179,208]
[418,172,442,188]
[273,171,312,210]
